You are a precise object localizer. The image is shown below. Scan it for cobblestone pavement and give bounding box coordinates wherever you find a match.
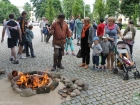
[0,26,140,105]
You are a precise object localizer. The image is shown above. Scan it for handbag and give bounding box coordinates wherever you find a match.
[123,26,132,40]
[76,48,82,58]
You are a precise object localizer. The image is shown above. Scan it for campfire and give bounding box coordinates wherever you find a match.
[16,72,50,90]
[7,70,59,97]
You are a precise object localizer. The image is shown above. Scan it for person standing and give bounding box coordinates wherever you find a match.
[75,15,83,46]
[104,17,122,70]
[39,17,46,42]
[79,17,94,69]
[97,19,105,41]
[45,20,52,43]
[93,21,97,37]
[117,18,123,30]
[1,14,22,64]
[123,20,136,55]
[69,16,75,38]
[25,25,36,58]
[50,14,71,71]
[17,11,27,59]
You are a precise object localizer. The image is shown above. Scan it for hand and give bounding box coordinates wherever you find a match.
[50,29,54,34]
[1,38,4,43]
[19,38,22,42]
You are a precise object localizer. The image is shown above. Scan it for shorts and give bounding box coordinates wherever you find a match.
[19,35,25,46]
[7,38,17,48]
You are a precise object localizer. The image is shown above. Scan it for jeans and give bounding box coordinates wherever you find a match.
[46,34,52,42]
[127,44,133,55]
[93,56,99,66]
[53,48,63,66]
[101,54,108,65]
[25,41,34,57]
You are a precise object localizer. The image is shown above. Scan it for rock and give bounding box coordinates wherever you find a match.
[82,84,89,90]
[60,76,67,80]
[49,81,59,91]
[70,84,78,90]
[78,86,82,91]
[66,82,73,88]
[47,72,53,77]
[73,89,81,96]
[62,93,67,98]
[58,89,63,95]
[15,88,22,93]
[70,92,76,97]
[12,84,19,91]
[64,79,71,83]
[74,80,84,87]
[54,78,60,82]
[71,77,79,83]
[36,86,50,94]
[52,73,62,79]
[20,88,36,97]
[63,88,68,93]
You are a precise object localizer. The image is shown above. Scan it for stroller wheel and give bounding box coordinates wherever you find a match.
[134,71,140,79]
[123,73,129,80]
[113,68,118,74]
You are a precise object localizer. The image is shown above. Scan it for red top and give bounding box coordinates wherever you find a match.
[97,23,105,36]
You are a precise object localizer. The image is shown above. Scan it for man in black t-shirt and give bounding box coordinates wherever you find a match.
[17,11,27,59]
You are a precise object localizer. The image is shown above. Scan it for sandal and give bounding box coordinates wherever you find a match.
[110,66,114,71]
[84,65,88,69]
[106,64,110,69]
[79,63,85,67]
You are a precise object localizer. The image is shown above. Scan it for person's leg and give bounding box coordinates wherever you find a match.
[84,46,90,68]
[18,36,26,58]
[25,41,29,57]
[70,42,75,55]
[65,41,69,55]
[28,42,35,57]
[107,52,111,69]
[11,47,17,61]
[47,34,52,42]
[95,56,99,67]
[44,35,46,42]
[128,44,133,55]
[41,30,43,42]
[110,52,114,70]
[57,48,64,69]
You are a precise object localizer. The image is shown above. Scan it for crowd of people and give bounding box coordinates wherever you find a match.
[1,11,136,73]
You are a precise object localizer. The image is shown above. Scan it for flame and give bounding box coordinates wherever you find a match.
[16,72,50,90]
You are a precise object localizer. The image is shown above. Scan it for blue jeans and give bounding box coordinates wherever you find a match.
[92,56,99,66]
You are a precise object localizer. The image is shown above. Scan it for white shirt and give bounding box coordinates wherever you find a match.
[40,21,46,30]
[4,20,20,38]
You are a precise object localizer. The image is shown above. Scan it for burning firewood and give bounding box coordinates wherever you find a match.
[49,81,59,91]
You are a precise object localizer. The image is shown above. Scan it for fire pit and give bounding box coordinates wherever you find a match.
[7,70,59,97]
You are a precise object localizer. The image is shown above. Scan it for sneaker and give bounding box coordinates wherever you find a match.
[66,52,69,55]
[99,67,103,70]
[92,66,95,70]
[12,60,19,64]
[31,56,36,58]
[18,54,26,59]
[26,55,30,57]
[72,53,75,56]
[95,67,99,71]
[9,57,14,61]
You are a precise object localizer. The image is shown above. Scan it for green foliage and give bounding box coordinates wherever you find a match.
[23,2,33,20]
[85,4,91,17]
[45,0,55,25]
[93,0,107,23]
[120,0,140,19]
[0,1,20,22]
[132,5,139,25]
[62,0,74,19]
[52,0,63,16]
[72,0,84,18]
[106,0,119,17]
[2,0,10,3]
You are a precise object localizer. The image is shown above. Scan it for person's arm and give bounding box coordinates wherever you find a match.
[66,25,71,38]
[21,19,25,34]
[123,26,129,36]
[49,23,55,35]
[1,27,6,43]
[96,44,103,54]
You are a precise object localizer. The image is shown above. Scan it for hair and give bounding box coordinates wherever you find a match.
[21,11,27,16]
[42,17,45,19]
[9,14,14,19]
[29,25,33,29]
[57,14,65,19]
[84,17,90,23]
[100,19,104,23]
[129,20,134,24]
[108,17,116,23]
[118,18,122,22]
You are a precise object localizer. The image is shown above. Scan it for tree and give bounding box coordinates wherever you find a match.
[2,0,10,3]
[93,0,107,23]
[0,1,20,22]
[23,2,33,20]
[120,0,140,19]
[62,0,74,19]
[72,0,84,18]
[52,0,63,16]
[45,0,55,24]
[85,4,91,17]
[106,0,119,17]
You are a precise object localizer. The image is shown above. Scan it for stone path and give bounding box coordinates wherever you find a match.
[0,26,140,105]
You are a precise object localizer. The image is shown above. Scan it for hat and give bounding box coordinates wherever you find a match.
[93,37,99,41]
[102,34,109,38]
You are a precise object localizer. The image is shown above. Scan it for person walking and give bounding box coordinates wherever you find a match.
[79,17,94,69]
[40,17,46,42]
[17,11,27,59]
[25,25,36,58]
[1,14,22,64]
[93,21,97,37]
[75,15,83,46]
[69,16,75,38]
[104,17,122,70]
[123,20,136,55]
[50,14,71,71]
[97,19,105,41]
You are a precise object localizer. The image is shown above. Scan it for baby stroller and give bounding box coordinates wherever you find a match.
[113,41,140,80]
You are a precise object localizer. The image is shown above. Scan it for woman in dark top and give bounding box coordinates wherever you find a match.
[79,17,94,69]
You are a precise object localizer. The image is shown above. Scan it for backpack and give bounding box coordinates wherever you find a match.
[43,27,48,35]
[7,21,19,39]
[93,23,97,29]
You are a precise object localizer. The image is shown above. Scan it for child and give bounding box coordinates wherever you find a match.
[65,37,75,56]
[25,25,36,58]
[92,37,102,70]
[100,34,112,70]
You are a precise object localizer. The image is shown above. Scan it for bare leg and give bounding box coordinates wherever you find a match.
[11,47,17,60]
[18,45,23,55]
[110,52,114,70]
[107,52,111,69]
